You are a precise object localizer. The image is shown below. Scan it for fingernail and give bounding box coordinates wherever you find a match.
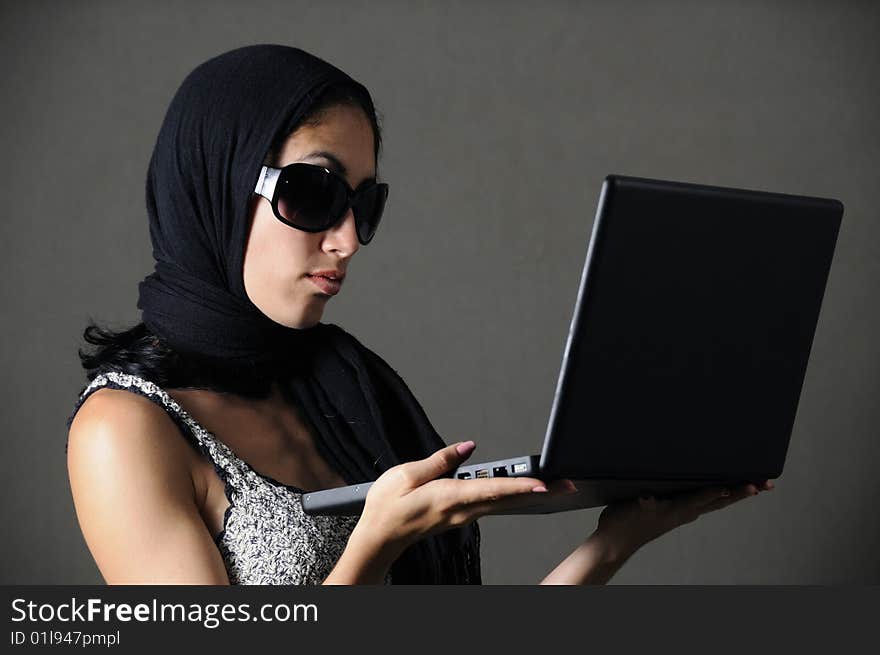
[456,441,475,456]
[532,485,548,493]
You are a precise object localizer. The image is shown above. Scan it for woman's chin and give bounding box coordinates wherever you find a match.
[287,311,324,330]
[260,302,324,331]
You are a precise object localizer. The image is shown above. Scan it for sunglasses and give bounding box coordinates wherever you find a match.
[253,162,389,245]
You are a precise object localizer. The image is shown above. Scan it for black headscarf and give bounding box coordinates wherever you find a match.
[135,44,481,584]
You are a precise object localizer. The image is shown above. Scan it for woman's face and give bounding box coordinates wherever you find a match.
[243,103,377,329]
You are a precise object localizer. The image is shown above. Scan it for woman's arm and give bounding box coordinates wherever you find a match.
[539,481,775,585]
[539,531,631,585]
[321,523,402,585]
[67,390,231,584]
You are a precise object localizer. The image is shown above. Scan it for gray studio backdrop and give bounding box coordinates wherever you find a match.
[1,0,877,584]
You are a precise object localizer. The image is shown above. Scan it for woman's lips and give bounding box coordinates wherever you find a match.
[306,274,342,296]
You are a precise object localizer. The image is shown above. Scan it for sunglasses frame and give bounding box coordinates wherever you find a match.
[253,163,389,245]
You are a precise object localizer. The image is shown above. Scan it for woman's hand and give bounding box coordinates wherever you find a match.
[593,479,776,562]
[353,440,575,558]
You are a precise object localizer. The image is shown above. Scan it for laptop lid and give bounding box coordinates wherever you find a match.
[539,175,843,482]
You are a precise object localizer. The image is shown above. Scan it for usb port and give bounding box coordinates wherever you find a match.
[475,469,489,478]
[457,472,472,479]
[512,462,528,474]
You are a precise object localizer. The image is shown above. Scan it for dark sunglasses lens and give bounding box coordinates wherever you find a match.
[276,165,347,230]
[353,184,388,244]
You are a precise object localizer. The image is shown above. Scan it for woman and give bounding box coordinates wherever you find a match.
[65,44,773,585]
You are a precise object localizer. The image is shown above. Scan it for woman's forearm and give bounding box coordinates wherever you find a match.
[326,525,633,585]
[539,532,633,585]
[322,524,402,585]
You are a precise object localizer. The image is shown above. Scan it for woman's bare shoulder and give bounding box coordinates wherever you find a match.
[67,386,198,501]
[69,387,190,456]
[66,387,229,583]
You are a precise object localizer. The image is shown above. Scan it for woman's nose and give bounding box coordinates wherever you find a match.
[324,207,360,255]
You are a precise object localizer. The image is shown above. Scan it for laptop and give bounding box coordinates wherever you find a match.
[301,174,843,516]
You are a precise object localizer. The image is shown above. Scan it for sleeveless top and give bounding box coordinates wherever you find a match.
[66,370,393,585]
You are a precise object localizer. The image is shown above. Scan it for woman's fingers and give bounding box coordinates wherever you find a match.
[677,479,774,507]
[462,478,578,518]
[687,486,732,508]
[638,486,722,512]
[440,475,578,505]
[455,476,554,504]
[697,482,771,515]
[641,479,775,521]
[439,477,576,517]
[403,441,478,488]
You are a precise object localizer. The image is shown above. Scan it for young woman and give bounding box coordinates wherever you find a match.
[65,44,773,586]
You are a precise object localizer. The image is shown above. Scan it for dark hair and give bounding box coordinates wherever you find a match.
[76,81,383,399]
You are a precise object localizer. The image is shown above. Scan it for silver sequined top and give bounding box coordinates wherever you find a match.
[69,371,392,585]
